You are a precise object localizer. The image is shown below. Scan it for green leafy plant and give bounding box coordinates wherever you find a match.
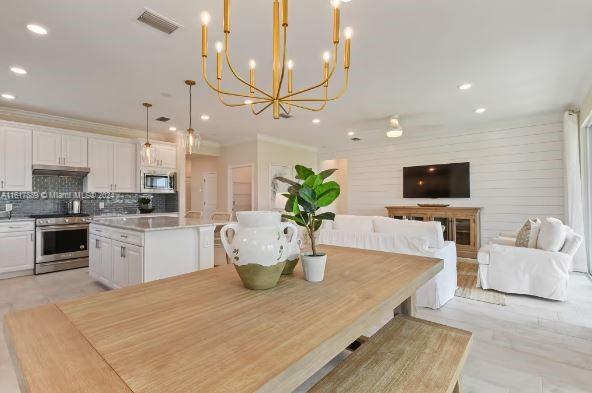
[138,197,151,205]
[275,165,340,256]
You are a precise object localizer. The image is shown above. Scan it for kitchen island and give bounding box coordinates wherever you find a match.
[89,216,226,288]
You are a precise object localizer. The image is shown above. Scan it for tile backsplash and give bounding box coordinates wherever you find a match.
[0,175,178,217]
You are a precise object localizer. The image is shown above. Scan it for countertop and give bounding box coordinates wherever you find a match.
[0,217,35,223]
[91,216,228,232]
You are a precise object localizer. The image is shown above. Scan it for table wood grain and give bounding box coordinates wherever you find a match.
[5,245,443,393]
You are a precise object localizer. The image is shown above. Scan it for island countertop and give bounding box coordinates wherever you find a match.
[91,216,228,232]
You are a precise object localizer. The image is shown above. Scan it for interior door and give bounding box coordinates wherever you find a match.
[2,127,32,191]
[87,138,114,192]
[32,130,61,166]
[230,165,253,214]
[113,142,137,192]
[62,134,87,167]
[202,172,218,219]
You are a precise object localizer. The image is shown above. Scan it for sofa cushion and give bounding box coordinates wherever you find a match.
[536,218,567,252]
[515,218,541,248]
[372,217,445,249]
[333,215,374,233]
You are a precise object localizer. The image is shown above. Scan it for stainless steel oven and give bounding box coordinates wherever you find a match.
[33,215,91,274]
[140,170,176,193]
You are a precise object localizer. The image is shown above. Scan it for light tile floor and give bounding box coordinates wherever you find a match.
[1,269,591,393]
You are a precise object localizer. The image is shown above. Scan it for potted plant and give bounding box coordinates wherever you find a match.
[276,165,340,282]
[138,196,155,214]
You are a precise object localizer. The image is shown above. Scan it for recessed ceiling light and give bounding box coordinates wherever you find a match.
[10,66,27,75]
[26,24,48,35]
[1,93,16,100]
[169,127,177,131]
[312,118,321,124]
[475,108,487,114]
[347,131,355,136]
[244,99,253,105]
[201,114,210,121]
[458,83,472,91]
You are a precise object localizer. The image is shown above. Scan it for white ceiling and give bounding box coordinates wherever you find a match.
[2,0,592,147]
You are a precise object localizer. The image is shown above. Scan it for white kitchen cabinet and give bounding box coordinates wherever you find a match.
[113,142,136,192]
[111,240,143,287]
[86,138,136,192]
[141,142,177,169]
[0,227,34,274]
[62,134,88,167]
[89,235,112,283]
[0,127,32,191]
[33,129,87,167]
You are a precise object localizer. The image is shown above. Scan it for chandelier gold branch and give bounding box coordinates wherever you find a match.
[200,0,352,119]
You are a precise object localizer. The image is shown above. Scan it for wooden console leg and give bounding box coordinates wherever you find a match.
[400,294,417,317]
[453,377,463,393]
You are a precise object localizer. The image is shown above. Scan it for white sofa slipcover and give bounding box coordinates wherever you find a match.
[478,225,583,301]
[318,215,457,310]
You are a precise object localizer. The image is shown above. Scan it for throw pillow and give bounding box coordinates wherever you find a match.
[536,217,567,252]
[515,218,541,248]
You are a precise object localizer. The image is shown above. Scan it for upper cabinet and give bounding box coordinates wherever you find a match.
[140,142,177,170]
[33,129,88,167]
[0,126,32,191]
[86,138,136,193]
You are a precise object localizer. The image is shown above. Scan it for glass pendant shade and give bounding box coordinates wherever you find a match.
[141,142,157,165]
[185,128,201,155]
[184,80,200,154]
[141,102,157,164]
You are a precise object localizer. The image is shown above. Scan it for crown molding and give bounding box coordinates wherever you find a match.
[256,134,319,152]
[0,106,218,147]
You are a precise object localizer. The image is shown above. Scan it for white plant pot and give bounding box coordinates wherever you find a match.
[301,253,327,283]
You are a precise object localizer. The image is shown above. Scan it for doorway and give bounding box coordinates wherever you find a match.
[228,164,254,216]
[202,172,218,219]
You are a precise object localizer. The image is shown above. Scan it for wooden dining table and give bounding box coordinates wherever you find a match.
[4,245,443,393]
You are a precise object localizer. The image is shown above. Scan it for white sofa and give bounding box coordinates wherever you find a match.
[317,215,457,310]
[477,224,583,301]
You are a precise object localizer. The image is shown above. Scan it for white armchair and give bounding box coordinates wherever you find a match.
[477,226,583,301]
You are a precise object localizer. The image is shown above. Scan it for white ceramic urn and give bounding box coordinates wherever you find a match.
[220,211,298,267]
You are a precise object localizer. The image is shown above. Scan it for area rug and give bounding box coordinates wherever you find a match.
[455,258,506,306]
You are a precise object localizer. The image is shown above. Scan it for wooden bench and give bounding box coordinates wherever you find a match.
[310,315,473,393]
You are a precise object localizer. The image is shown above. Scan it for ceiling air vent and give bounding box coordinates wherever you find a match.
[155,116,171,122]
[137,9,182,35]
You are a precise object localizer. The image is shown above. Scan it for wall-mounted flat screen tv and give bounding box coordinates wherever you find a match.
[403,162,470,198]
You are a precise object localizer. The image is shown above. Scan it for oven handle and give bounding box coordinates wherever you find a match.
[36,224,90,232]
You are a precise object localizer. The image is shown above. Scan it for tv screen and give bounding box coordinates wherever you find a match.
[403,162,470,198]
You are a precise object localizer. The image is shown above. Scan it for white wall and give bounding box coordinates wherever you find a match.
[321,115,564,245]
[217,141,258,210]
[257,136,318,211]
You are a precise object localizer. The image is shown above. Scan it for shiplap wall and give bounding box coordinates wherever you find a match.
[321,118,564,244]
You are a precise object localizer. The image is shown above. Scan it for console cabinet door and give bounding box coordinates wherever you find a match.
[62,133,88,167]
[0,231,34,273]
[1,127,32,191]
[113,142,136,193]
[32,130,61,166]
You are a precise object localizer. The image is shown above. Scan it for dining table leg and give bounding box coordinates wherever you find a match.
[400,294,417,317]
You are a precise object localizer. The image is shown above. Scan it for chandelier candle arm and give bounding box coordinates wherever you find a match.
[284,69,349,102]
[202,58,268,100]
[272,0,281,118]
[223,35,274,99]
[287,60,294,93]
[224,0,230,33]
[332,0,341,44]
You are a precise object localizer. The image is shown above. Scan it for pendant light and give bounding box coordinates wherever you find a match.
[184,80,201,154]
[141,102,157,165]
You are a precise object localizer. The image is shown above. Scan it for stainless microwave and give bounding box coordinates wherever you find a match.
[140,170,176,193]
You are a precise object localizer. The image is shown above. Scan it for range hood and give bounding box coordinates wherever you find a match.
[32,165,90,177]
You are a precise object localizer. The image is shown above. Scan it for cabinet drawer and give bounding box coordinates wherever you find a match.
[111,229,143,246]
[0,221,34,233]
[90,224,114,238]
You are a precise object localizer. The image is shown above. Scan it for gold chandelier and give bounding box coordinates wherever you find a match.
[200,0,353,119]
